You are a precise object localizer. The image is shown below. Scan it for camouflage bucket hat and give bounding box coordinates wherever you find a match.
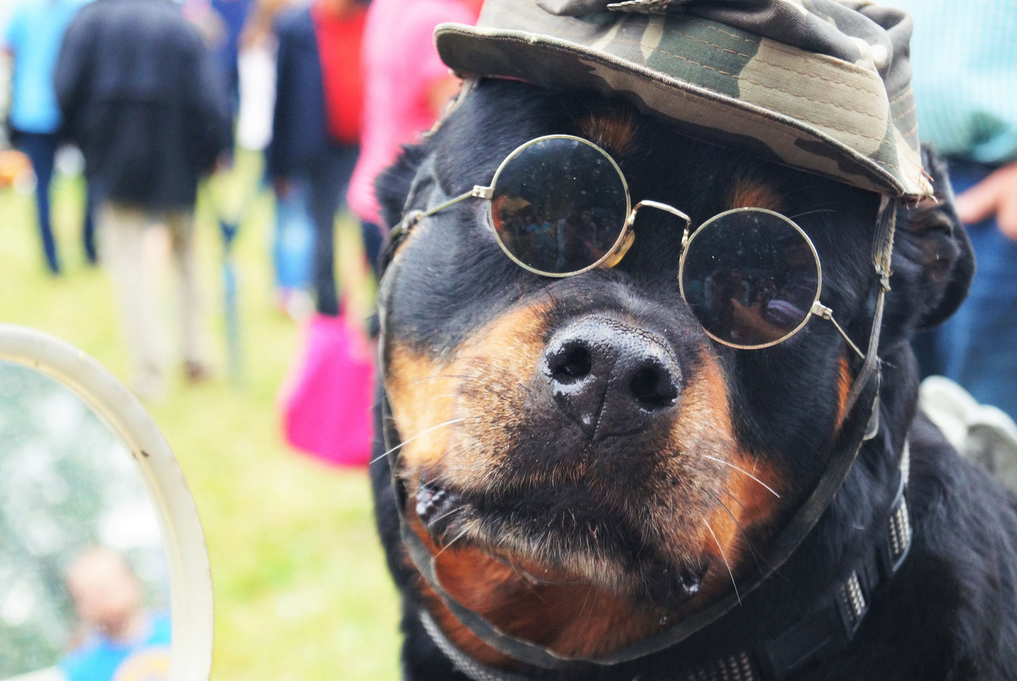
[434,0,932,199]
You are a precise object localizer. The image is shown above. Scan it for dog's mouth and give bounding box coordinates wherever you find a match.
[414,476,710,607]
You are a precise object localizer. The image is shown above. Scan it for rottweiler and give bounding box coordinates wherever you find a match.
[369,78,1017,680]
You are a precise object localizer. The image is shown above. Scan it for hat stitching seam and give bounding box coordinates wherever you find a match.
[702,23,759,45]
[589,49,917,183]
[448,28,924,191]
[488,8,888,96]
[888,86,913,106]
[892,101,916,123]
[899,119,919,140]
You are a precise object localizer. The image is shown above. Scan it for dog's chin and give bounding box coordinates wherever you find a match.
[415,477,710,611]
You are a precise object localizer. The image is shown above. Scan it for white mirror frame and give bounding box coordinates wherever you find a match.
[0,324,213,681]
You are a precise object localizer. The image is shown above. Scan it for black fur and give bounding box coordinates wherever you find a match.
[371,79,1017,680]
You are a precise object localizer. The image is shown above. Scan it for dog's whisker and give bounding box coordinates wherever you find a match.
[431,506,465,524]
[369,417,466,465]
[707,490,763,572]
[502,559,551,605]
[703,518,741,606]
[787,207,840,220]
[579,581,595,621]
[703,455,780,498]
[434,527,472,558]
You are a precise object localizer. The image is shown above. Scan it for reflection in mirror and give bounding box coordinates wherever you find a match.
[0,361,171,681]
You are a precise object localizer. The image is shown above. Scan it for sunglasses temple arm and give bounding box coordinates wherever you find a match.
[812,302,865,359]
[391,185,493,245]
[420,185,492,219]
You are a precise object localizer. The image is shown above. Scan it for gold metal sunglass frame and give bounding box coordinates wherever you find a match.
[679,207,862,355]
[395,134,863,356]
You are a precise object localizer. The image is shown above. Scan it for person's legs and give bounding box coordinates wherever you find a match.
[17,131,60,273]
[83,185,97,265]
[306,150,349,317]
[164,208,208,379]
[96,202,164,398]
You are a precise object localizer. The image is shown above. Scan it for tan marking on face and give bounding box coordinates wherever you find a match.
[728,174,783,212]
[641,350,784,605]
[407,512,665,663]
[385,303,549,486]
[836,355,853,428]
[391,317,785,651]
[579,113,634,156]
[696,450,784,600]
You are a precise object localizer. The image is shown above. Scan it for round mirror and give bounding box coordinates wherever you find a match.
[0,325,212,681]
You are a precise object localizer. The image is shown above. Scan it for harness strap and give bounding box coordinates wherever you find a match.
[844,195,898,425]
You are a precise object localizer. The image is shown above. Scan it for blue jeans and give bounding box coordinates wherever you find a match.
[14,130,97,271]
[305,144,359,316]
[913,159,1017,421]
[16,130,60,273]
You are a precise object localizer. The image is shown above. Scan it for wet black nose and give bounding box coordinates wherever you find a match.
[543,317,680,440]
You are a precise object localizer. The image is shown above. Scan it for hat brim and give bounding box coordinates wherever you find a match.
[436,23,914,198]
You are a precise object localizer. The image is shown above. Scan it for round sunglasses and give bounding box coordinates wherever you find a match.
[392,134,862,355]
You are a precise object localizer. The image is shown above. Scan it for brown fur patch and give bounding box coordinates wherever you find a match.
[835,355,853,428]
[644,350,783,604]
[390,314,785,660]
[409,513,665,664]
[728,174,782,212]
[385,303,549,481]
[579,114,634,156]
[698,450,783,598]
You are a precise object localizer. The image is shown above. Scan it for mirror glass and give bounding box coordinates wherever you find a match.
[0,361,171,681]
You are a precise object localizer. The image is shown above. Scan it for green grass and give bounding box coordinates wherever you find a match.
[0,152,401,680]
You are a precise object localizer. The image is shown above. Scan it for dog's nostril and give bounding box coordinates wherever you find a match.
[630,362,678,410]
[551,344,593,382]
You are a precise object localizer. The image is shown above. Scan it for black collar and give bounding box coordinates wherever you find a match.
[419,442,912,681]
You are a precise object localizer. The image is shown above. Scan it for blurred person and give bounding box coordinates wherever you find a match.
[211,0,256,113]
[54,0,232,400]
[182,0,255,135]
[60,548,170,681]
[266,0,366,317]
[2,0,94,274]
[894,0,1017,421]
[345,0,482,274]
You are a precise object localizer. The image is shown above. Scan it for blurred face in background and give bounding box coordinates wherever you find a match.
[66,548,143,638]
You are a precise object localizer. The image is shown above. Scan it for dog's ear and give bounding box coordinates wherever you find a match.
[903,145,976,330]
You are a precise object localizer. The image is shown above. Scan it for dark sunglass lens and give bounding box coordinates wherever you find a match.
[680,210,819,347]
[490,137,627,274]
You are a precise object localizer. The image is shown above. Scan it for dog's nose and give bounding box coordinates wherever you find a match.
[543,317,680,440]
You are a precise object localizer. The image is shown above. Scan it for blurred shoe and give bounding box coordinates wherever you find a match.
[184,360,213,384]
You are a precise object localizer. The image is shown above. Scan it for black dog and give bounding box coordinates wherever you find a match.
[370,79,1017,680]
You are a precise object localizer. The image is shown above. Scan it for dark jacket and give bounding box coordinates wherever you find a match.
[266,6,330,179]
[54,0,231,209]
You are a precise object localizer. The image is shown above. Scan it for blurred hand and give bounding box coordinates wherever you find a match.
[955,160,1017,240]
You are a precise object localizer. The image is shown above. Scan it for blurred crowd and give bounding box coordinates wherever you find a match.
[0,0,481,407]
[0,0,1014,420]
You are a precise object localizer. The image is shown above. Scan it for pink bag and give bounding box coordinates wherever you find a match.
[279,312,376,467]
